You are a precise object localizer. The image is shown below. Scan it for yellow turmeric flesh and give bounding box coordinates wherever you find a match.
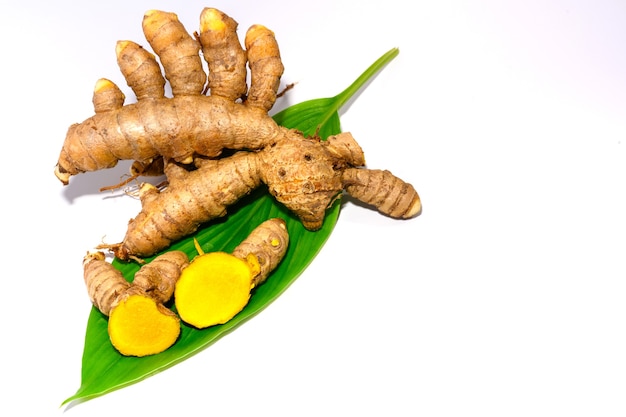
[83,251,189,356]
[175,252,254,328]
[175,218,289,329]
[108,287,181,357]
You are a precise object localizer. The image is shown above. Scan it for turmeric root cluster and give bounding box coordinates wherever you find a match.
[61,8,422,357]
[55,7,420,260]
[84,219,289,356]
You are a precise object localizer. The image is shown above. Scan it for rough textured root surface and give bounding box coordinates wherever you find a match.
[244,24,284,111]
[321,132,366,166]
[92,79,125,113]
[83,252,130,316]
[174,252,254,329]
[101,132,370,260]
[142,10,206,96]
[116,40,165,100]
[257,132,365,231]
[131,250,189,304]
[129,157,166,179]
[55,95,285,184]
[198,7,247,101]
[108,286,181,357]
[342,168,422,218]
[232,218,289,286]
[104,152,263,260]
[104,131,366,261]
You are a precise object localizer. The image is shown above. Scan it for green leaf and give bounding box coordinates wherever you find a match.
[63,47,399,407]
[273,47,399,138]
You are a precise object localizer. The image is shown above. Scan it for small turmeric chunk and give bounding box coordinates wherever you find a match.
[108,287,181,357]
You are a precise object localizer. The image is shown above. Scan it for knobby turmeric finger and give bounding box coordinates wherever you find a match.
[231,218,289,286]
[116,40,166,100]
[244,24,284,111]
[92,79,125,114]
[198,7,248,101]
[342,168,422,218]
[142,10,206,96]
[83,252,130,316]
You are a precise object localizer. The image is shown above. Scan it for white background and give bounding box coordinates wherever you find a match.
[2,0,625,415]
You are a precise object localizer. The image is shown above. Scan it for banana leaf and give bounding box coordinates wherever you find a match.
[63,47,399,406]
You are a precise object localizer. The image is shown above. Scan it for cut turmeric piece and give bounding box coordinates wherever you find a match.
[175,252,254,328]
[108,287,181,357]
[175,218,289,328]
[83,250,188,356]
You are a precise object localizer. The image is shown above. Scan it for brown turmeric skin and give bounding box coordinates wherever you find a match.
[83,252,130,316]
[131,250,190,304]
[342,168,421,219]
[231,218,290,287]
[105,151,264,260]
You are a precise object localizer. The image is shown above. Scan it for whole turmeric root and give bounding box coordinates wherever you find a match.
[54,8,288,185]
[99,131,420,261]
[83,251,189,356]
[174,218,289,329]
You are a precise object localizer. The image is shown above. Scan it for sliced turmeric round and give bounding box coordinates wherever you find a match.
[175,252,254,328]
[108,289,181,357]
